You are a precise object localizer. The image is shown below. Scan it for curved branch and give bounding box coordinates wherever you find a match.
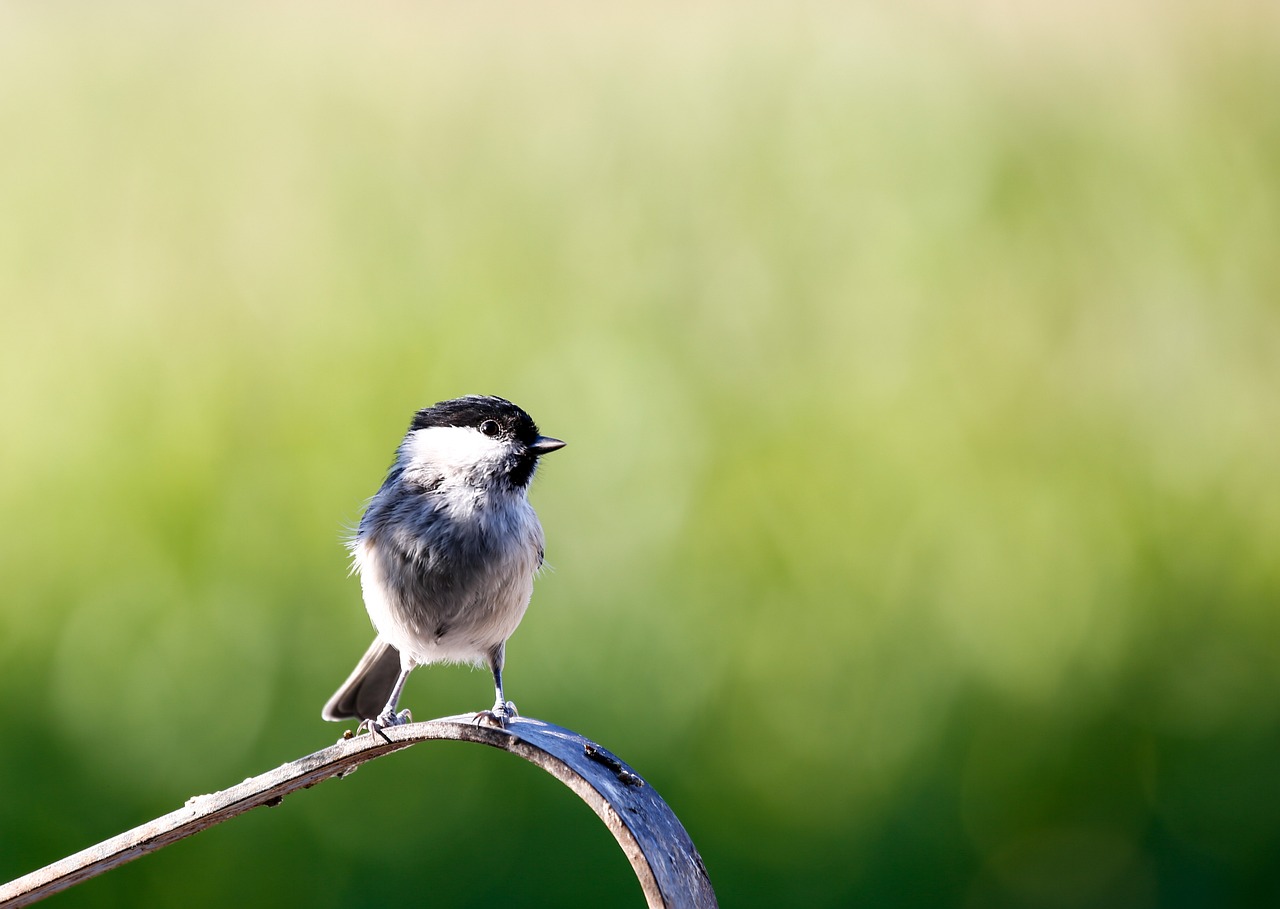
[0,715,717,909]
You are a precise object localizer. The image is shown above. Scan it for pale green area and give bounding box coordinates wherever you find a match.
[2,3,1278,906]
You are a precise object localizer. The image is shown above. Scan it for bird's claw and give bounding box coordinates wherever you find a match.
[357,708,412,742]
[474,701,518,728]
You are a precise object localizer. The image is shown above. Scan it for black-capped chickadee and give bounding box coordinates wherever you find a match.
[322,395,565,732]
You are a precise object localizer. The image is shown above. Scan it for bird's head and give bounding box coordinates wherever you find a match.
[397,395,565,492]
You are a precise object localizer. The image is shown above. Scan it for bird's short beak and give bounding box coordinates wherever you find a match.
[529,436,566,455]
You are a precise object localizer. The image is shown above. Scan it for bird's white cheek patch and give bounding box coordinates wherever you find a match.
[405,426,508,478]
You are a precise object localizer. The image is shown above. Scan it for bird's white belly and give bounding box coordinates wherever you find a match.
[353,531,539,668]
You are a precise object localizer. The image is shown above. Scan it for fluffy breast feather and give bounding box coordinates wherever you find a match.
[353,489,545,667]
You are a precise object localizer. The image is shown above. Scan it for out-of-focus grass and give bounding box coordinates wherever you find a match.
[2,3,1279,907]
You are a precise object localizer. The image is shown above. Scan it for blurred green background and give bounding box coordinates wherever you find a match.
[2,1,1279,906]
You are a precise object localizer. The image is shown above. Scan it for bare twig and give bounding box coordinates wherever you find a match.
[0,715,716,909]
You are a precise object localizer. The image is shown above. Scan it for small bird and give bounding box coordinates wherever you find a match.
[322,395,565,732]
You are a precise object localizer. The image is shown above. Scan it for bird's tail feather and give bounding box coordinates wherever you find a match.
[321,637,403,722]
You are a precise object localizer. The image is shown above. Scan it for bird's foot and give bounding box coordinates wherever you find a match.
[357,708,412,743]
[473,701,518,728]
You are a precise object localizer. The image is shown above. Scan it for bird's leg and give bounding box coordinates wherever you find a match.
[489,662,519,721]
[474,646,517,728]
[358,666,414,742]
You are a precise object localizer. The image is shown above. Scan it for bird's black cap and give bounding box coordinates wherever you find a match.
[411,395,563,455]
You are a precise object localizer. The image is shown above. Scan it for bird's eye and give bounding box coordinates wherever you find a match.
[479,420,501,437]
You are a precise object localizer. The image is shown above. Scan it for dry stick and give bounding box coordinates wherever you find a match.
[0,715,717,909]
